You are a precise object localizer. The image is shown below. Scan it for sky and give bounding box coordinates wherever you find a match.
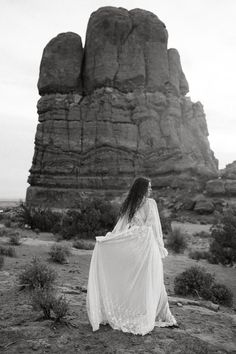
[0,0,236,199]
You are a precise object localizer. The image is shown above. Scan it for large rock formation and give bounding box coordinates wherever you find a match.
[26,7,218,208]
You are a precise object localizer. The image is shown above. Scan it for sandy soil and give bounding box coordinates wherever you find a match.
[0,224,235,354]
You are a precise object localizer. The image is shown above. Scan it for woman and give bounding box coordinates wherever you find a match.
[86,176,177,336]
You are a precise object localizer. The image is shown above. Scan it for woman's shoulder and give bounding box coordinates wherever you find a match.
[146,198,156,205]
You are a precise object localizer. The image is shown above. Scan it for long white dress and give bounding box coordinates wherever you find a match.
[86,197,177,336]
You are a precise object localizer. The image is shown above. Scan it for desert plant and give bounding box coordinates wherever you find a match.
[19,257,57,290]
[201,283,233,307]
[188,250,210,261]
[9,232,21,245]
[174,265,215,297]
[0,245,16,257]
[0,255,4,269]
[0,228,7,237]
[166,227,187,253]
[16,203,61,232]
[48,244,71,264]
[30,287,69,321]
[209,208,236,266]
[51,294,69,322]
[60,198,118,240]
[193,231,210,238]
[31,287,55,319]
[73,239,95,250]
[4,220,11,228]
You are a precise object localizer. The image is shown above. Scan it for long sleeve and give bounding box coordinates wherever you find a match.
[145,199,168,258]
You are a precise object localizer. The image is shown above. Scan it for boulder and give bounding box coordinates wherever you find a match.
[194,198,215,214]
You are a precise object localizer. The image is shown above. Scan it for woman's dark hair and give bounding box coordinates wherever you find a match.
[119,176,151,222]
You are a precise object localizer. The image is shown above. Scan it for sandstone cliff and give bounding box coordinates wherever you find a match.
[26,7,218,208]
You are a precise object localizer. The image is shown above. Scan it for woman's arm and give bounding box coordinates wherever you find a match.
[145,199,168,258]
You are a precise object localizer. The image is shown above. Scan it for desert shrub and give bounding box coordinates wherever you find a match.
[155,202,172,235]
[0,255,4,269]
[0,245,16,257]
[9,232,21,245]
[31,287,55,319]
[209,208,236,266]
[174,266,233,307]
[174,265,215,297]
[51,294,69,322]
[48,244,71,264]
[188,250,210,261]
[16,203,61,233]
[193,231,210,238]
[73,239,95,250]
[201,283,233,307]
[19,257,57,290]
[31,287,69,321]
[4,220,11,228]
[60,198,118,239]
[166,227,187,253]
[0,228,7,237]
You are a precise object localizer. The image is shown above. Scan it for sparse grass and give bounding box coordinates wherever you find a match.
[0,245,16,257]
[167,227,188,253]
[48,244,71,264]
[9,232,21,245]
[19,257,57,290]
[73,239,95,250]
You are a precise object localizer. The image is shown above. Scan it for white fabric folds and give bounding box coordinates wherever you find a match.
[86,198,177,335]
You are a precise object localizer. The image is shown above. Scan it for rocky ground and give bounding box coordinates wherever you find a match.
[0,220,235,354]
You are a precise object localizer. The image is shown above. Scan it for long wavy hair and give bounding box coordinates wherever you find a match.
[119,176,151,222]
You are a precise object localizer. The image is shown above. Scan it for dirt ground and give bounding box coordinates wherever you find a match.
[0,223,235,354]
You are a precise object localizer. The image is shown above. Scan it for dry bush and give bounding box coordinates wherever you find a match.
[0,255,4,269]
[9,232,21,245]
[16,203,61,232]
[60,198,118,239]
[174,265,233,307]
[48,244,71,264]
[188,250,210,261]
[201,283,233,307]
[19,257,57,290]
[0,228,8,237]
[73,239,95,250]
[31,287,69,321]
[0,245,16,257]
[209,208,236,266]
[51,294,69,322]
[4,220,11,228]
[174,265,215,297]
[167,227,188,253]
[193,231,210,238]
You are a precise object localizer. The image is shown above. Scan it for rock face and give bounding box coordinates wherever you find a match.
[26,7,218,208]
[206,161,236,196]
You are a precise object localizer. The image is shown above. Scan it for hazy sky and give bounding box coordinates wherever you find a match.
[0,0,235,199]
